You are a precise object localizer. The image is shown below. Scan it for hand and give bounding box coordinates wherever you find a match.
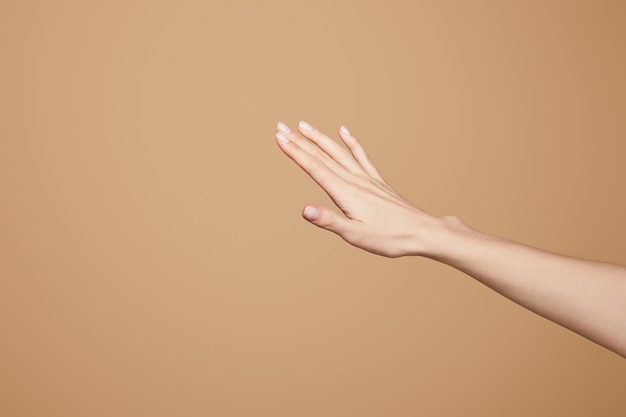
[275,121,446,258]
[277,122,626,358]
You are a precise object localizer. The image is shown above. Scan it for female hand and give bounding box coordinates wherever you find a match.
[275,121,448,258]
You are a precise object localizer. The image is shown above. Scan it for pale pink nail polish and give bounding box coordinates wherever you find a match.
[303,206,320,221]
[299,121,313,132]
[340,125,351,136]
[276,132,290,143]
[277,122,291,133]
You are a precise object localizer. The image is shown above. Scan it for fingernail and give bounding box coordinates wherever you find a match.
[298,121,313,132]
[303,206,320,221]
[340,125,351,136]
[276,132,290,143]
[277,122,291,133]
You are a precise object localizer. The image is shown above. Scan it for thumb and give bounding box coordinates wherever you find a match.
[302,205,352,237]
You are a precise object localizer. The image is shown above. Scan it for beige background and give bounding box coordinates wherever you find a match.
[1,1,625,416]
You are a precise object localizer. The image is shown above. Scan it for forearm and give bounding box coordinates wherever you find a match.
[426,216,626,357]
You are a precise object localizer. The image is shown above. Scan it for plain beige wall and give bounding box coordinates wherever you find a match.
[1,1,625,416]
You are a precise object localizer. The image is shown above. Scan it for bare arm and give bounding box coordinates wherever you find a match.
[275,121,626,358]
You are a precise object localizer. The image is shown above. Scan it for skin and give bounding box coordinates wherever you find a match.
[275,120,626,358]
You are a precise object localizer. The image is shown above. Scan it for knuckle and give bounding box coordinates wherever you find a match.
[306,157,324,173]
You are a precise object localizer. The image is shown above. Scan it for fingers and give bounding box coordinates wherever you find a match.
[296,121,367,176]
[290,120,385,183]
[276,128,348,199]
[337,125,385,182]
[277,122,356,183]
[276,120,402,199]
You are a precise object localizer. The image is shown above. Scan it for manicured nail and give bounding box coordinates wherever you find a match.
[276,132,290,143]
[277,122,291,133]
[303,206,320,221]
[298,121,313,132]
[340,125,351,136]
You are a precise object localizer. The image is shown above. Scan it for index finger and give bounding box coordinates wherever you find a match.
[276,131,349,201]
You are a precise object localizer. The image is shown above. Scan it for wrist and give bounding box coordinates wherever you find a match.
[411,214,477,261]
